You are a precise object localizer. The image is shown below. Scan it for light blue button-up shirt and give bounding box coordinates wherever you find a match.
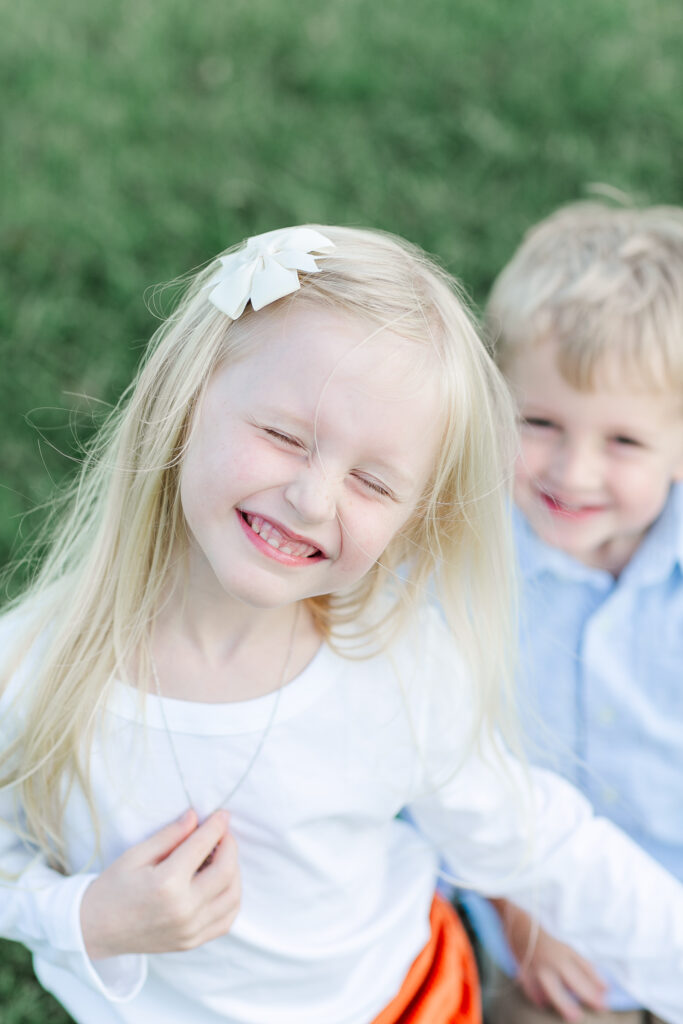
[464,483,683,1008]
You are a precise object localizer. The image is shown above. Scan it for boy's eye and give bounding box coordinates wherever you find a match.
[612,435,641,448]
[521,416,556,430]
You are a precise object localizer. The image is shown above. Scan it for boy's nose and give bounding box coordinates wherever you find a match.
[550,437,603,491]
[284,460,337,524]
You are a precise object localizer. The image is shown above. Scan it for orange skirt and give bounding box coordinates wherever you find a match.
[371,895,482,1024]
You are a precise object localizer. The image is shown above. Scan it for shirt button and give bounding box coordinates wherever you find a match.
[597,706,615,726]
[601,784,619,805]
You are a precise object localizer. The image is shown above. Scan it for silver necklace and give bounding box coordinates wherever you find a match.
[150,605,300,811]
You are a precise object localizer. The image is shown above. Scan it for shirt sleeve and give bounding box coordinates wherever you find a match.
[404,609,683,1024]
[0,824,147,1001]
[0,618,147,1003]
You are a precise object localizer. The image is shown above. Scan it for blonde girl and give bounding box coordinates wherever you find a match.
[1,225,682,1024]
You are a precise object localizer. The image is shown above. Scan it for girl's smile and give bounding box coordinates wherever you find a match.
[178,304,442,613]
[237,509,328,563]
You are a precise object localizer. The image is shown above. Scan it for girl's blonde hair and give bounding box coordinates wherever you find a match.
[1,226,517,868]
[487,201,683,393]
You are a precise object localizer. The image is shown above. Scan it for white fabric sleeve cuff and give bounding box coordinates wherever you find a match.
[43,873,147,1002]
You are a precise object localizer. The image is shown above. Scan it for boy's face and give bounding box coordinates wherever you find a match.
[506,340,683,574]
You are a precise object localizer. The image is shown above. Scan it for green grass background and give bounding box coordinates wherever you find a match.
[1,0,682,1019]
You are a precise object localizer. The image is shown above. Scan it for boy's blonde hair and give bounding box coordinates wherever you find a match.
[487,202,683,393]
[1,225,518,867]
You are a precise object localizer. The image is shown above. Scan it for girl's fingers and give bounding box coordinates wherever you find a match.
[130,808,199,866]
[174,873,241,949]
[194,830,240,901]
[201,884,242,938]
[165,810,230,877]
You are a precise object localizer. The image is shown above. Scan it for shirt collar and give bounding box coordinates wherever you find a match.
[514,482,683,588]
[622,481,683,586]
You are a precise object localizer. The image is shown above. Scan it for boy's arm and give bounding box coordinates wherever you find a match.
[409,746,683,1023]
[407,607,683,1023]
[491,897,607,1022]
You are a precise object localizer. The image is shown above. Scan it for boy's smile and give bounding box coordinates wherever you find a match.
[537,492,607,519]
[507,341,683,574]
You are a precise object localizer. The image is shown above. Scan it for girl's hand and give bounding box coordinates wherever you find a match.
[492,899,607,1022]
[80,809,241,958]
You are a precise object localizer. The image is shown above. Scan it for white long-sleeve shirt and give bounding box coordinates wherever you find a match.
[2,605,683,1024]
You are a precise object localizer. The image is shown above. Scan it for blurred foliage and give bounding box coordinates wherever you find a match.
[2,0,683,565]
[1,0,682,1015]
[0,938,73,1022]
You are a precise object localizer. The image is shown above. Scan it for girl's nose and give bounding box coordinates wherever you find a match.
[284,461,337,524]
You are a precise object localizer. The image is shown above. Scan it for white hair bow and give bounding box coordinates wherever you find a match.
[206,226,335,320]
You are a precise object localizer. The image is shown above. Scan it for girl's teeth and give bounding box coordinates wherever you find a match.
[292,541,317,557]
[245,513,319,558]
[251,515,263,534]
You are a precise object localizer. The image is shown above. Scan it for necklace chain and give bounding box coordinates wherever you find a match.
[150,605,300,812]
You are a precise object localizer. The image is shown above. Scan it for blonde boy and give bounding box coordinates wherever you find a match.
[467,203,683,1024]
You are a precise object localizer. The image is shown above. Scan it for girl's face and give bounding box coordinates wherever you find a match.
[179,305,442,611]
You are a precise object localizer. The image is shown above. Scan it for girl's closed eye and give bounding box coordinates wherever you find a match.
[262,427,308,450]
[352,473,396,500]
[260,422,396,498]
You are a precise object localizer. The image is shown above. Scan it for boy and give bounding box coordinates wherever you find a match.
[466,202,683,1024]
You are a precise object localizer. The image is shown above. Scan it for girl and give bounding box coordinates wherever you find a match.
[1,225,682,1024]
